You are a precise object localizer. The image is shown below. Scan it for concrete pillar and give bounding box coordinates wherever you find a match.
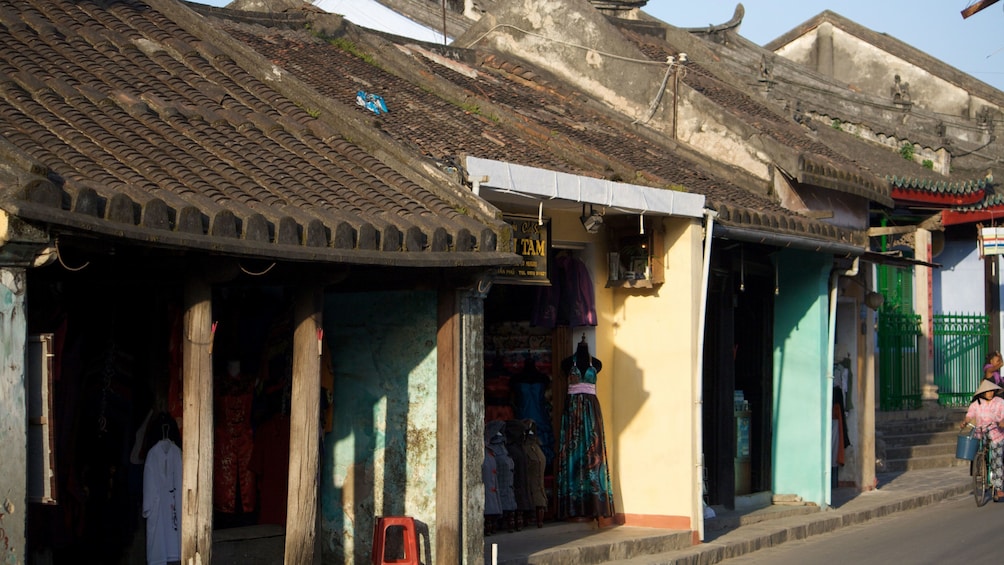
[0,268,26,565]
[458,284,489,565]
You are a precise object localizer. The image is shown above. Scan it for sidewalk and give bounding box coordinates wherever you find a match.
[484,466,972,564]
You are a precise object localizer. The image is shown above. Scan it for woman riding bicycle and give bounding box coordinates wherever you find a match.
[961,379,1004,501]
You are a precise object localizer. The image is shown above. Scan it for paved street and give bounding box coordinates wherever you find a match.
[719,491,1002,564]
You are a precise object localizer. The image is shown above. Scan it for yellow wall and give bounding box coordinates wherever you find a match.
[549,212,703,530]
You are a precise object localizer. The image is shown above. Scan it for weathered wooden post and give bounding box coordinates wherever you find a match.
[285,284,323,564]
[182,276,214,565]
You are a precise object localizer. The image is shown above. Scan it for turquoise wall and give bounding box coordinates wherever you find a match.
[772,250,830,506]
[320,291,439,564]
[0,270,26,565]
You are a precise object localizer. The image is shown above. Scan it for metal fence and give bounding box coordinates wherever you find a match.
[933,313,990,407]
[878,308,922,411]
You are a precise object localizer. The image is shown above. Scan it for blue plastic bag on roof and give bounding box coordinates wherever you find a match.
[355,90,388,115]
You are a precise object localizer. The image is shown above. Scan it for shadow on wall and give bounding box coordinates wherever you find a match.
[322,290,438,563]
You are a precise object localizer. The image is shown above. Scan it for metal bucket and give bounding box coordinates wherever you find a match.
[957,431,979,460]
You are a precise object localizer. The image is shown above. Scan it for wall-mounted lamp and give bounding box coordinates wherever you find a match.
[580,204,603,234]
[865,291,884,311]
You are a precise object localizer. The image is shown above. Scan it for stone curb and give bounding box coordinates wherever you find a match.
[649,481,972,565]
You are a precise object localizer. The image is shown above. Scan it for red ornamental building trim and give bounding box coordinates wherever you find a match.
[942,207,1004,227]
[891,187,986,206]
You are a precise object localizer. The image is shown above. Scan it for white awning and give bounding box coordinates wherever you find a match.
[466,156,706,218]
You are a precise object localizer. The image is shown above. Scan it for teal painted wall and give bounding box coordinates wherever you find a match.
[320,291,439,564]
[0,270,26,565]
[772,250,830,506]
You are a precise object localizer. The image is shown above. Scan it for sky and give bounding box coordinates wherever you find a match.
[192,0,1004,92]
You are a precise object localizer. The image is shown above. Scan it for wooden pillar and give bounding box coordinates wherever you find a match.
[859,270,878,492]
[182,277,214,565]
[285,284,323,565]
[915,228,938,402]
[436,290,461,564]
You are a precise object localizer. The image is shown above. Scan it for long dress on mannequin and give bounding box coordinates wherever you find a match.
[557,340,614,520]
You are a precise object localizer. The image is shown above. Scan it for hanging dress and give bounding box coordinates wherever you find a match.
[557,359,614,519]
[487,420,517,515]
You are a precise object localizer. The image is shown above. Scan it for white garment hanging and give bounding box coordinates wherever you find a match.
[143,438,182,565]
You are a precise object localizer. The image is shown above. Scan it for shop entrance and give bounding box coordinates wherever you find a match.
[482,245,605,531]
[703,244,774,508]
[24,270,302,564]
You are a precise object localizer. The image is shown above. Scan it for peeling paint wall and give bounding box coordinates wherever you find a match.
[775,24,980,120]
[0,269,26,565]
[320,291,438,565]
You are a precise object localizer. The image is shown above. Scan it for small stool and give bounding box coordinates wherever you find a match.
[372,516,420,565]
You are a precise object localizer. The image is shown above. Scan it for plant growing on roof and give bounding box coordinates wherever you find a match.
[899,142,915,161]
[328,37,377,66]
[922,159,934,170]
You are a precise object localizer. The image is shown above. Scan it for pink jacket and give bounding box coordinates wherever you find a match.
[967,396,1004,444]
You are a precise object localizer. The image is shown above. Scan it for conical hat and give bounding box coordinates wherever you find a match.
[975,379,1002,397]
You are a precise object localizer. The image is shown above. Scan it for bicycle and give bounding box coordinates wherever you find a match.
[965,423,997,507]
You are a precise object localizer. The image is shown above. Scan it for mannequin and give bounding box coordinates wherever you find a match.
[556,335,614,521]
[560,336,602,377]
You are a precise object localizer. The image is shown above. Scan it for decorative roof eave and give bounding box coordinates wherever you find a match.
[887,174,992,204]
[1,183,522,269]
[797,154,894,208]
[942,207,1004,227]
[711,202,867,248]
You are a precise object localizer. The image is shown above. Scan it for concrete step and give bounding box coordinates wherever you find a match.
[880,454,970,473]
[878,420,964,435]
[886,441,958,459]
[878,429,961,447]
[705,502,819,532]
[487,522,694,565]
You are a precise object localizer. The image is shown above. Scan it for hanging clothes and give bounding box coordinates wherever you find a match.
[532,254,597,329]
[483,443,501,518]
[512,354,555,466]
[143,438,182,565]
[487,420,516,515]
[250,412,290,526]
[504,420,533,514]
[557,352,614,519]
[214,367,256,514]
[522,419,548,524]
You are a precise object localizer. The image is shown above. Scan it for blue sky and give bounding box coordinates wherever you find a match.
[641,1,1004,91]
[192,0,1004,91]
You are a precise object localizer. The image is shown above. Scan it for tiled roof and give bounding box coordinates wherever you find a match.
[0,0,517,267]
[205,5,862,248]
[661,10,1002,212]
[617,24,895,208]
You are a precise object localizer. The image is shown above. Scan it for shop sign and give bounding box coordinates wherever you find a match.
[980,225,1004,256]
[497,214,550,285]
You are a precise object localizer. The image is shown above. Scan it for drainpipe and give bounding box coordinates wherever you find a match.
[825,257,858,506]
[695,208,717,541]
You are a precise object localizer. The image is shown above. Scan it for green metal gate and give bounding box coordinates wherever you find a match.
[934,313,990,407]
[878,306,922,411]
[877,264,921,411]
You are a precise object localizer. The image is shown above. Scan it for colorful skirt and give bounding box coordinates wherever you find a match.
[556,392,614,518]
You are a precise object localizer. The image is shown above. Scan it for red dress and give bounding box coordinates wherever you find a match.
[214,375,256,513]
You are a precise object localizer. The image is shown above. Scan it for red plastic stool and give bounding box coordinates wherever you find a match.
[372,516,420,565]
